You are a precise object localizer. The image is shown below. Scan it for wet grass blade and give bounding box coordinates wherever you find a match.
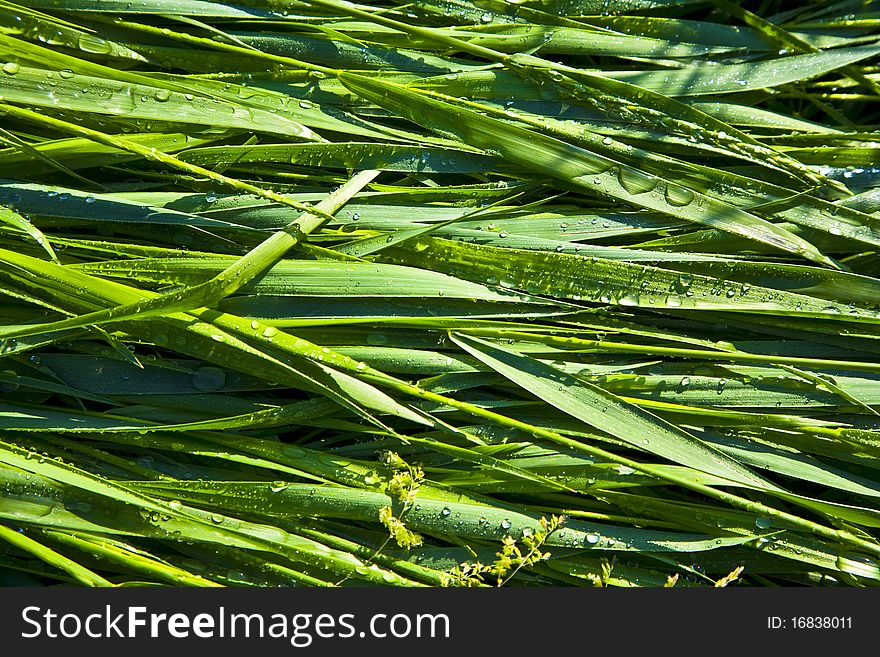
[339,73,838,268]
[1,0,880,588]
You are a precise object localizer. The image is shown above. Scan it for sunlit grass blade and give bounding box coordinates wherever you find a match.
[1,0,879,588]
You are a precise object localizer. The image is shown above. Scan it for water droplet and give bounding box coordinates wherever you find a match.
[480,11,493,22]
[664,184,696,207]
[2,62,20,75]
[755,517,772,529]
[680,376,691,387]
[269,481,289,493]
[618,167,658,194]
[210,514,224,524]
[500,518,512,530]
[192,366,226,391]
[78,34,112,54]
[367,332,388,346]
[58,68,75,79]
[440,507,452,517]
[586,533,600,544]
[65,500,92,514]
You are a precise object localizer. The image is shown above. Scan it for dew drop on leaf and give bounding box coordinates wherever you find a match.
[664,184,696,207]
[192,366,226,391]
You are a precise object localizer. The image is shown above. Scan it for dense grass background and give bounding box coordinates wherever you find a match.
[1,0,880,587]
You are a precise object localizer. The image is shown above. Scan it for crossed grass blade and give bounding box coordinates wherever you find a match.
[0,0,879,587]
